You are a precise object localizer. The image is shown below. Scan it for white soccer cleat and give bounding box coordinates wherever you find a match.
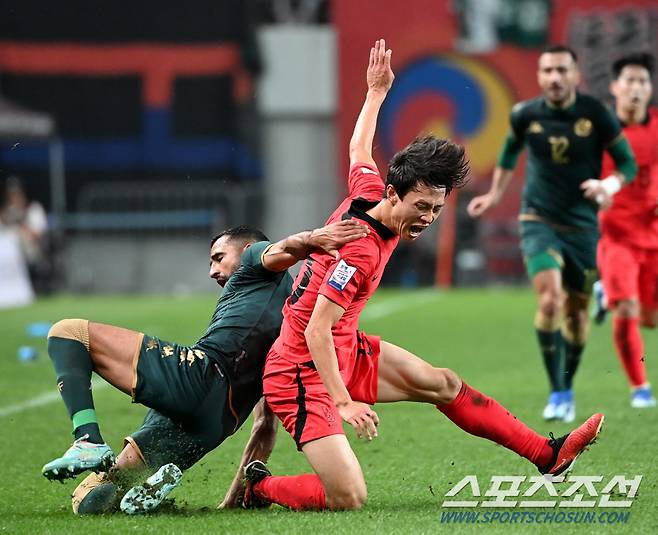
[631,387,657,409]
[561,401,576,423]
[120,463,183,515]
[542,392,562,421]
[557,390,575,423]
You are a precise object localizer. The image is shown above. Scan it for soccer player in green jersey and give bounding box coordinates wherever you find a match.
[468,45,637,423]
[41,220,368,514]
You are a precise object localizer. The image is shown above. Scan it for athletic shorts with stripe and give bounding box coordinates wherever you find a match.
[519,219,598,295]
[127,335,237,470]
[263,331,380,450]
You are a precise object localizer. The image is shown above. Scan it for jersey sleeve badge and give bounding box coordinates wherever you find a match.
[327,260,358,291]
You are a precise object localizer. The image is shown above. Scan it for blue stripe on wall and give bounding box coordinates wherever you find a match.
[0,108,261,177]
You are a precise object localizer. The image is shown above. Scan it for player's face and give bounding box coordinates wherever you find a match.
[388,183,446,241]
[209,236,245,287]
[537,52,579,106]
[611,65,652,114]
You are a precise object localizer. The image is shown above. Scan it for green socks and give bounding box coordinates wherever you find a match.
[48,337,104,444]
[564,339,585,390]
[535,329,566,392]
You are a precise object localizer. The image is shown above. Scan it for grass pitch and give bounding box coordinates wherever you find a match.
[1,289,656,534]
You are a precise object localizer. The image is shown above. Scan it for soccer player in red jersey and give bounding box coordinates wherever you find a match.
[597,52,658,408]
[240,40,605,511]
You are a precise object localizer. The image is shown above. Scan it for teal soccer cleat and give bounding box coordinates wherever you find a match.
[42,435,115,481]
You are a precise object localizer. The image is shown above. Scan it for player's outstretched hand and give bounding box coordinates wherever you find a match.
[309,219,369,259]
[367,38,394,93]
[580,178,612,207]
[217,480,245,509]
[338,400,379,441]
[467,192,497,217]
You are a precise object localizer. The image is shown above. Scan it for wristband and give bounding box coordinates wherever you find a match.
[600,175,622,197]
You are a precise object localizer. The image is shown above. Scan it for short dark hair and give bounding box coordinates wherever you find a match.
[542,44,578,63]
[210,225,269,248]
[386,135,469,198]
[612,52,655,79]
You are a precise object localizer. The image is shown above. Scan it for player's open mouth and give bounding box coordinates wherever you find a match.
[409,225,426,238]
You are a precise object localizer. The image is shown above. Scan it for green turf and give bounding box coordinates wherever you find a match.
[1,289,656,534]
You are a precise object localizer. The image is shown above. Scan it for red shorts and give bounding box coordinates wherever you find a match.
[597,235,658,309]
[263,331,380,449]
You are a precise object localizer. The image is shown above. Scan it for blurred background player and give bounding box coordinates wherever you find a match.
[468,45,637,423]
[240,40,605,513]
[42,220,367,514]
[596,52,658,408]
[0,175,50,293]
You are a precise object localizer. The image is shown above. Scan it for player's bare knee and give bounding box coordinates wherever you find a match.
[538,293,561,321]
[324,472,367,510]
[615,300,639,319]
[328,486,367,510]
[433,368,462,404]
[535,304,561,332]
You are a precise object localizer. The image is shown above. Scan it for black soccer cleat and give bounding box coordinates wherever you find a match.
[243,460,272,509]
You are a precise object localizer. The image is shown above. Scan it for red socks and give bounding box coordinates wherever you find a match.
[613,316,646,387]
[437,383,553,468]
[254,474,327,510]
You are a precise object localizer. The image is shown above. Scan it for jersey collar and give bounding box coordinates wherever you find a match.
[343,198,396,240]
[543,91,577,112]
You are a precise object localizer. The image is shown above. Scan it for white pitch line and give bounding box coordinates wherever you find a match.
[362,290,440,320]
[1,291,441,418]
[0,376,109,418]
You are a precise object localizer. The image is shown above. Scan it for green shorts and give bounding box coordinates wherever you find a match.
[128,335,235,470]
[519,220,599,295]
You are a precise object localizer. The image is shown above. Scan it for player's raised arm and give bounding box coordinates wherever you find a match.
[261,220,369,273]
[349,39,394,168]
[468,108,525,218]
[467,166,515,217]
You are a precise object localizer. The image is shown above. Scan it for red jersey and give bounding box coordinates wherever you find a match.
[271,162,399,378]
[600,107,658,249]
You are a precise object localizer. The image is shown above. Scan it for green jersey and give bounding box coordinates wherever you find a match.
[195,241,293,425]
[501,93,623,229]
